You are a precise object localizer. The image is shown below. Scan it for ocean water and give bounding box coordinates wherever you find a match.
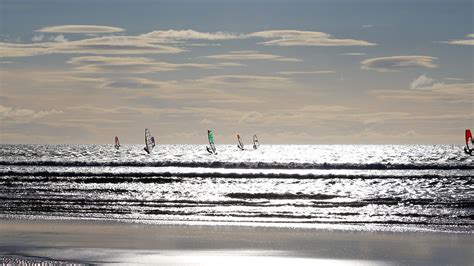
[1,144,472,233]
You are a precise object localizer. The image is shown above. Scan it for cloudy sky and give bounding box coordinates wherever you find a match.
[0,0,472,144]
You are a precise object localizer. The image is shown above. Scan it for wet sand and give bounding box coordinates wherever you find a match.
[0,219,472,265]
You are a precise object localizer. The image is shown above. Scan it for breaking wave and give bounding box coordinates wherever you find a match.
[1,160,473,170]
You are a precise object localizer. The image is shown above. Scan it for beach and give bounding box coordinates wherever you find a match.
[0,219,472,265]
[2,0,473,263]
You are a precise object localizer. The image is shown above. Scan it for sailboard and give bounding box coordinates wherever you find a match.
[464,129,473,155]
[206,130,217,154]
[253,135,259,149]
[114,136,120,150]
[144,128,156,154]
[237,134,244,150]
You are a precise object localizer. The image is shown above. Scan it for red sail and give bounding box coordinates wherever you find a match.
[466,129,472,145]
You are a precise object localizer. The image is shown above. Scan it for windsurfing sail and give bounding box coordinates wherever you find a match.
[237,134,244,150]
[144,128,155,154]
[465,129,473,155]
[465,129,472,148]
[114,136,120,150]
[206,130,217,154]
[253,135,259,149]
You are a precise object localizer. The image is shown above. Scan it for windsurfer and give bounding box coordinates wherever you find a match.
[206,130,217,154]
[464,129,473,155]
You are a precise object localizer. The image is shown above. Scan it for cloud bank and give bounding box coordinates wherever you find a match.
[1,27,378,59]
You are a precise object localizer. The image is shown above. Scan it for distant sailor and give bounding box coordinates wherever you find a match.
[144,129,155,154]
[253,135,259,149]
[206,130,217,154]
[237,134,244,150]
[114,136,120,150]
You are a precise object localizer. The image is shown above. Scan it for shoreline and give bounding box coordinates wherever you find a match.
[0,218,472,265]
[1,215,471,234]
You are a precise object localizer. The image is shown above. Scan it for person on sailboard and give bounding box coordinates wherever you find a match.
[237,134,244,150]
[206,130,217,154]
[143,129,155,154]
[208,130,213,143]
[253,135,259,149]
[114,136,120,150]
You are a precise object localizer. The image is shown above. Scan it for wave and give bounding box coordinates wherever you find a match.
[1,160,473,170]
[1,198,472,225]
[1,193,471,208]
[0,173,179,184]
[0,196,265,207]
[1,170,472,182]
[226,192,340,200]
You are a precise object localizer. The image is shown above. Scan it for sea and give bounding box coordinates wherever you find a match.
[1,144,472,233]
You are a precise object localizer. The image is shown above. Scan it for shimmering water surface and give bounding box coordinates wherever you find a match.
[1,144,472,233]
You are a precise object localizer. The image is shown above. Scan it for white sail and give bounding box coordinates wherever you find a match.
[144,129,155,154]
[253,135,259,149]
[237,134,244,150]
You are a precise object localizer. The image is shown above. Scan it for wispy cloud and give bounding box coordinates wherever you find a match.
[1,27,377,58]
[37,25,125,33]
[203,50,301,62]
[32,34,45,42]
[100,77,171,90]
[275,70,335,75]
[66,105,164,115]
[0,36,184,57]
[442,33,474,46]
[0,105,63,123]
[32,34,67,43]
[361,56,437,72]
[142,29,243,42]
[142,29,377,47]
[371,74,472,103]
[370,83,473,103]
[0,42,52,57]
[341,53,366,56]
[0,69,107,95]
[68,56,241,73]
[248,30,376,47]
[410,74,435,89]
[443,77,464,81]
[50,34,68,43]
[195,75,293,89]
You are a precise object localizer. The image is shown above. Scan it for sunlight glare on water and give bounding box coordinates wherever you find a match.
[0,144,472,233]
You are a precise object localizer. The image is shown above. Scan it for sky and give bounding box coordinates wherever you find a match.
[0,0,473,144]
